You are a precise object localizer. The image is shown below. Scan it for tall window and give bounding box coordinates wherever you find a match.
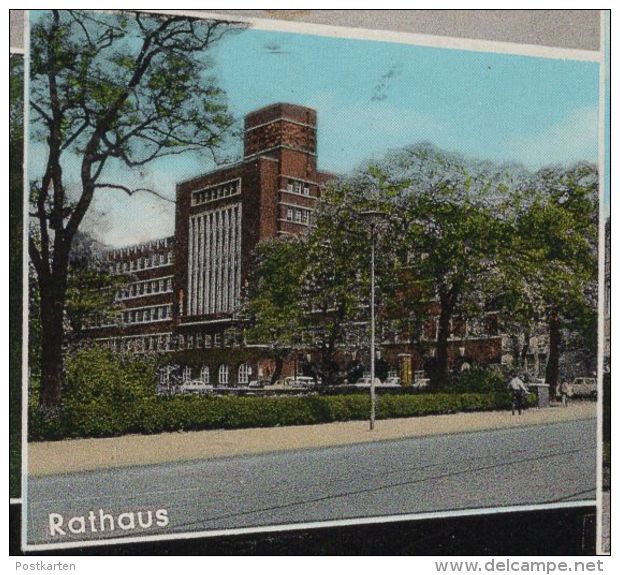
[238,363,250,385]
[187,204,242,316]
[200,366,210,384]
[218,364,229,386]
[183,366,192,382]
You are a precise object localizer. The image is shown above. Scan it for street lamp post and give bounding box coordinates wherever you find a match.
[360,210,387,431]
[369,221,377,430]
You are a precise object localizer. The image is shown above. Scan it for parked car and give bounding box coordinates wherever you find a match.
[276,376,317,388]
[248,379,266,389]
[383,376,402,387]
[354,376,382,387]
[571,377,597,399]
[177,381,214,395]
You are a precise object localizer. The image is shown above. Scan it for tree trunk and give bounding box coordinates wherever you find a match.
[36,240,71,414]
[271,354,284,385]
[432,297,453,389]
[38,289,66,414]
[520,329,531,370]
[545,308,561,396]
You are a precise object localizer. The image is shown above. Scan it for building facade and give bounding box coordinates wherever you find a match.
[85,103,512,387]
[86,237,176,355]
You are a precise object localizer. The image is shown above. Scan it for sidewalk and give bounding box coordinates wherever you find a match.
[28,402,596,477]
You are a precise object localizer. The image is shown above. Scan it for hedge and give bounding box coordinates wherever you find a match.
[28,348,522,442]
[30,390,522,442]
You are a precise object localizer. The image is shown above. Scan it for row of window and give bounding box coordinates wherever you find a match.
[98,334,173,354]
[285,179,312,197]
[192,179,241,206]
[109,252,173,275]
[178,363,251,386]
[93,330,235,350]
[107,237,173,259]
[122,304,172,325]
[285,206,313,225]
[115,277,173,301]
[177,331,237,350]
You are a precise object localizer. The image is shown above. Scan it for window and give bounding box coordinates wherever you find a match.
[238,363,250,385]
[218,364,229,386]
[200,366,210,384]
[214,333,222,347]
[303,185,310,196]
[287,207,294,221]
[183,366,192,382]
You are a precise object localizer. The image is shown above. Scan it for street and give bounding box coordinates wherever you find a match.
[26,418,596,546]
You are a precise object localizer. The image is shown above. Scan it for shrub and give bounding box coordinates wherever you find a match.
[450,367,506,394]
[28,348,519,442]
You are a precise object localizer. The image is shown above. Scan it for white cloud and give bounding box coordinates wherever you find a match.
[503,106,598,168]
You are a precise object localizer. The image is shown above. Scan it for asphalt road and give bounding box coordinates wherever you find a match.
[26,418,596,546]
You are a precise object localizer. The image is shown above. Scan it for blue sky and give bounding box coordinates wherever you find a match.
[28,14,602,246]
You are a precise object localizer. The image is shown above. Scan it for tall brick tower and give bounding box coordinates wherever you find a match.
[243,103,317,177]
[174,103,334,327]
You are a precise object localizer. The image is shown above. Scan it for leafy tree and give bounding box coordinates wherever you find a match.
[240,236,308,384]
[355,143,513,389]
[64,232,128,340]
[298,182,383,385]
[503,163,598,394]
[28,10,241,412]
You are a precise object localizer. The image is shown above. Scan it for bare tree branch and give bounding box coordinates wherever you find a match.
[94,182,176,204]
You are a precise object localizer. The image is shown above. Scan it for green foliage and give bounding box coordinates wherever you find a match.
[29,348,516,441]
[28,10,244,410]
[449,367,506,394]
[242,236,308,353]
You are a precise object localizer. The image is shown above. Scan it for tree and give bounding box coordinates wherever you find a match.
[240,237,308,384]
[64,232,127,341]
[298,182,380,385]
[28,10,241,412]
[504,163,598,394]
[354,143,513,388]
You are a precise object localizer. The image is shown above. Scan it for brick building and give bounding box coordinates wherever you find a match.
[86,102,507,387]
[86,237,176,354]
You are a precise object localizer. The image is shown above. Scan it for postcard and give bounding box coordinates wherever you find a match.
[14,9,609,553]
